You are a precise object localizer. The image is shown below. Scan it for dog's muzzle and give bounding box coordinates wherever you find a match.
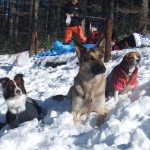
[92,65,106,74]
[15,88,22,95]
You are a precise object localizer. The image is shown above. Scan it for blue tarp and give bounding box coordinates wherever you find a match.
[34,41,96,58]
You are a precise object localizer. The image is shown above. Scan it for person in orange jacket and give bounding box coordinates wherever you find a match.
[61,0,87,44]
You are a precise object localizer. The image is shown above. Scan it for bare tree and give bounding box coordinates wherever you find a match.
[29,0,39,57]
[139,0,149,34]
[2,0,7,35]
[105,18,113,62]
[14,0,19,37]
[105,0,114,62]
[9,0,14,37]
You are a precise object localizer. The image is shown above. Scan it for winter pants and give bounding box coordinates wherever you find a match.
[63,26,87,44]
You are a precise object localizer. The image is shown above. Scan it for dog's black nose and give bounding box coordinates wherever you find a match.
[16,89,21,94]
[136,59,140,63]
[92,65,106,74]
[101,66,106,72]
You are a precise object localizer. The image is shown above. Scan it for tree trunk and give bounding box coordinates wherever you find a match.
[9,0,14,37]
[29,0,39,57]
[110,0,114,20]
[29,32,38,57]
[56,0,61,37]
[105,18,113,62]
[139,0,149,34]
[29,0,33,34]
[3,0,7,35]
[14,0,19,37]
[105,0,114,62]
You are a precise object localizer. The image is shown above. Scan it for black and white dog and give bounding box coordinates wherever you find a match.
[0,74,42,129]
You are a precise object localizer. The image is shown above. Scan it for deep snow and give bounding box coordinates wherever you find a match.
[0,45,150,150]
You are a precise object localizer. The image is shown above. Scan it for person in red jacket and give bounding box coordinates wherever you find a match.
[61,0,87,44]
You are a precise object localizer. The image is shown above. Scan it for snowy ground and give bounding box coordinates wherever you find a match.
[0,46,150,150]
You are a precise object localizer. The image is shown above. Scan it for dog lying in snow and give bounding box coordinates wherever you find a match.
[105,51,141,103]
[0,74,42,129]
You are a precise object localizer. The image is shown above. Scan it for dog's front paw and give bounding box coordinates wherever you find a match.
[72,111,79,127]
[106,97,116,110]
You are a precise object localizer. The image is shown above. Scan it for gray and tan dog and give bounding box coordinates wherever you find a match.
[106,51,141,103]
[71,37,107,127]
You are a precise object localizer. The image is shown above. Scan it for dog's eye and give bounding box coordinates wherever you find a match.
[9,84,15,91]
[99,54,103,58]
[89,56,95,61]
[129,57,134,61]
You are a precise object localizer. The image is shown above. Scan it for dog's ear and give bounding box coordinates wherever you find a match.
[0,77,10,89]
[74,41,87,59]
[14,74,26,94]
[14,74,24,83]
[96,37,106,54]
[14,74,24,78]
[135,52,141,61]
[120,54,129,73]
[123,53,128,61]
[124,52,131,62]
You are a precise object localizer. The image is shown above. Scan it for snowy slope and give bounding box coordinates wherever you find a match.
[0,46,150,150]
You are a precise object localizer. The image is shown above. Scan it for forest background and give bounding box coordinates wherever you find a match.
[0,0,149,55]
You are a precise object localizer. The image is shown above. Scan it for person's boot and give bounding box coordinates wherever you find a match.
[81,40,87,44]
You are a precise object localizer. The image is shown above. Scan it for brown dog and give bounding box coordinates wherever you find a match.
[71,37,107,127]
[106,51,141,103]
